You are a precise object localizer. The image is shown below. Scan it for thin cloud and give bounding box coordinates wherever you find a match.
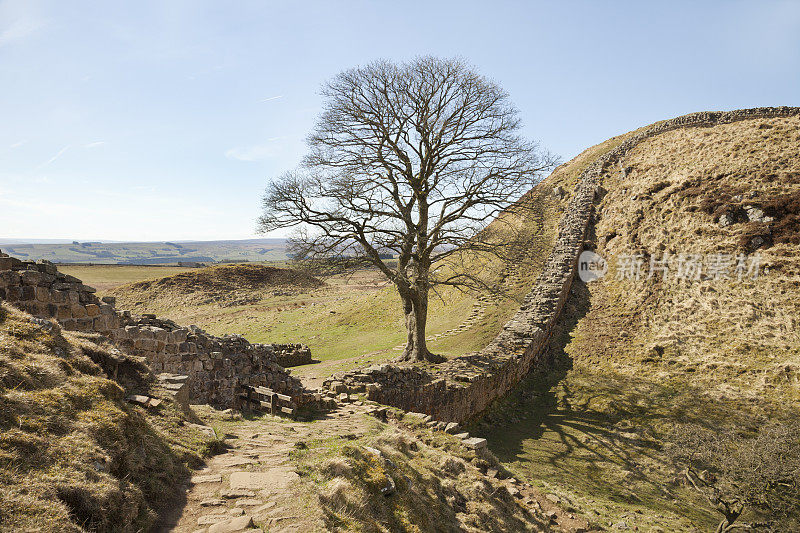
[10,140,25,149]
[84,141,106,148]
[0,3,45,46]
[36,145,69,169]
[259,95,283,103]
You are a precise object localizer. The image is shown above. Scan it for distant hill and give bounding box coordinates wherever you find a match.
[0,238,289,264]
[109,263,323,310]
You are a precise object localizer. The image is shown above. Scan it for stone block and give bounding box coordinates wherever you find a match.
[20,270,43,286]
[71,305,87,318]
[36,261,57,275]
[85,304,100,317]
[463,437,488,450]
[140,339,158,352]
[20,286,36,301]
[24,301,44,316]
[5,286,22,301]
[93,316,108,331]
[0,270,20,287]
[207,516,254,533]
[51,290,67,304]
[33,286,49,302]
[0,256,17,270]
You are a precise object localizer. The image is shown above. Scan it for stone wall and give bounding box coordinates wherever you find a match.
[325,106,800,424]
[272,344,313,367]
[0,252,314,408]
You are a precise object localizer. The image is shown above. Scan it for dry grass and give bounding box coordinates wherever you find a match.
[582,115,800,399]
[474,114,800,530]
[0,302,213,532]
[294,413,553,533]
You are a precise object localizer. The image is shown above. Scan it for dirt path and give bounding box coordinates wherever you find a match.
[158,403,373,533]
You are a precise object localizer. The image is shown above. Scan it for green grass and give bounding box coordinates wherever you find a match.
[469,365,718,531]
[59,264,197,291]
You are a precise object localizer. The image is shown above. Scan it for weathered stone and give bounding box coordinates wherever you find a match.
[207,516,254,533]
[220,489,256,499]
[235,499,263,507]
[198,515,229,525]
[463,437,487,450]
[191,474,223,484]
[229,468,299,491]
[34,287,49,302]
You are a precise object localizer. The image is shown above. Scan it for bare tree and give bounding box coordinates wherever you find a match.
[665,421,800,532]
[258,57,556,362]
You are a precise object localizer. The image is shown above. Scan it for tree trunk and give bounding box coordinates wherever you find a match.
[398,288,444,363]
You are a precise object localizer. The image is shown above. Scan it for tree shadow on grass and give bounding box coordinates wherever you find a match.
[465,279,728,527]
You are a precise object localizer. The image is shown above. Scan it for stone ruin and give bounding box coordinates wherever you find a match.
[0,252,316,409]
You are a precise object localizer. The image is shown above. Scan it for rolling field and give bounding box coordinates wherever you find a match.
[59,264,198,291]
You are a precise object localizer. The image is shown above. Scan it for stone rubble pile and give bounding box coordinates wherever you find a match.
[0,251,316,409]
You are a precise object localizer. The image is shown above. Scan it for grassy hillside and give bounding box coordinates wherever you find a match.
[0,302,214,532]
[471,114,800,530]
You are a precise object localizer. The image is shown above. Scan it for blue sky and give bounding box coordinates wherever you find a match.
[1,0,798,241]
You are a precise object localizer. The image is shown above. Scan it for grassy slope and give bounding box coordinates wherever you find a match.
[0,302,214,532]
[471,115,800,530]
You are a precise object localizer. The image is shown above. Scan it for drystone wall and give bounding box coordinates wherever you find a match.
[0,252,314,408]
[325,106,800,424]
[272,344,313,367]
